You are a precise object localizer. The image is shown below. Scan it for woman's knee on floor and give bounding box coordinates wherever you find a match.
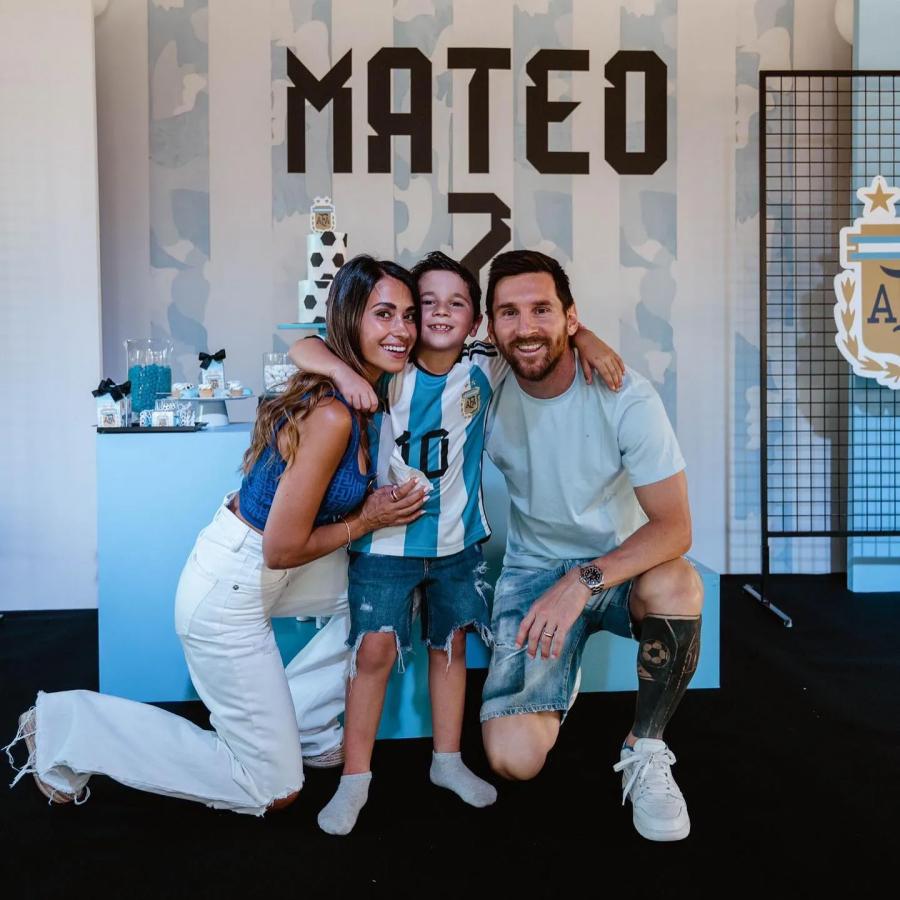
[267,790,300,812]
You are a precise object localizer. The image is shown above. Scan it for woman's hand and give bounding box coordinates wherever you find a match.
[573,327,625,391]
[334,366,379,412]
[359,478,427,530]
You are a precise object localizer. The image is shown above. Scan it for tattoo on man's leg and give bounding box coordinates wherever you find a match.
[632,614,701,740]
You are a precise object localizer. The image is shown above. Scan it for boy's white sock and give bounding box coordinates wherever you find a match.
[430,751,497,808]
[317,772,372,835]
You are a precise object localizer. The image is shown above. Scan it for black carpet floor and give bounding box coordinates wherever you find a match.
[1,574,897,897]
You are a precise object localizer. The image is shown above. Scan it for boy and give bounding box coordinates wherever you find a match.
[289,252,623,834]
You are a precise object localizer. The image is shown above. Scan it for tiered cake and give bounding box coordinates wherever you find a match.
[298,198,347,323]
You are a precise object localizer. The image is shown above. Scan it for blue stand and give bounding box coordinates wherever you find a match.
[97,430,719,740]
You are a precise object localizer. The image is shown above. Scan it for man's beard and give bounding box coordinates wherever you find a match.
[501,331,568,382]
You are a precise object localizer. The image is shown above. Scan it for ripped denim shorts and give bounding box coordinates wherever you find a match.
[480,560,635,724]
[346,543,492,676]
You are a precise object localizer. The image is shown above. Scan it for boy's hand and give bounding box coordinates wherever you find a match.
[573,327,625,391]
[334,367,379,412]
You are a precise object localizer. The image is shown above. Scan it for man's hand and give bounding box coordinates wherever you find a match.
[515,569,593,660]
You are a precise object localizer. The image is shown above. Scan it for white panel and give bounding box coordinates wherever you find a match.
[331,0,394,261]
[208,0,272,401]
[673,0,736,572]
[793,0,852,68]
[95,0,152,379]
[449,1,514,326]
[0,0,102,609]
[571,0,621,343]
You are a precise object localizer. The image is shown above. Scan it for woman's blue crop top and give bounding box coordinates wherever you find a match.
[238,393,373,532]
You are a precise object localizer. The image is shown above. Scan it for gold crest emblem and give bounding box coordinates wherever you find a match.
[833,176,900,388]
[460,384,481,419]
[310,196,336,233]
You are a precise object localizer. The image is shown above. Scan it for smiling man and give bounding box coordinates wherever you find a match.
[480,250,703,843]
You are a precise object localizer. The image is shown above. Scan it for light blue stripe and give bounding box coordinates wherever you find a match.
[402,371,444,557]
[848,253,900,260]
[461,366,492,548]
[851,235,900,243]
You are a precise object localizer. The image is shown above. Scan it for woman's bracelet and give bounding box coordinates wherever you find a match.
[340,515,352,551]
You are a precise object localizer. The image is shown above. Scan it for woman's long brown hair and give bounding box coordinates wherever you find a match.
[242,255,418,474]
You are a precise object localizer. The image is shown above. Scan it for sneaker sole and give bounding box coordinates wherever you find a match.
[633,814,691,842]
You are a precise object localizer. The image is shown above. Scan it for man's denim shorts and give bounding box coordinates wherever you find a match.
[347,543,491,675]
[480,559,636,723]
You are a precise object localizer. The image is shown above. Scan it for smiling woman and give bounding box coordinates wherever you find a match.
[5,255,428,817]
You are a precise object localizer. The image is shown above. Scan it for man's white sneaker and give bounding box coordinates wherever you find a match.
[613,738,690,842]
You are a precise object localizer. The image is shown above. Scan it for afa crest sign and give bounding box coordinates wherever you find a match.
[834,176,900,389]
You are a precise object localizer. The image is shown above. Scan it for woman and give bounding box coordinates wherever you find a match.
[4,255,426,816]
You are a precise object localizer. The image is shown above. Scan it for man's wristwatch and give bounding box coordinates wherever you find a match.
[578,564,605,595]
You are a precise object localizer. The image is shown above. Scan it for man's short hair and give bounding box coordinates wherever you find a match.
[486,250,574,318]
[411,251,483,319]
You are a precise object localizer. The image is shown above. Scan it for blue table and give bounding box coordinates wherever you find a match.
[98,426,718,739]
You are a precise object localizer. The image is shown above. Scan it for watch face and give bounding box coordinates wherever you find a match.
[580,564,604,590]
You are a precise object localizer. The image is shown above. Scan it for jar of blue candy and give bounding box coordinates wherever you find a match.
[125,338,173,415]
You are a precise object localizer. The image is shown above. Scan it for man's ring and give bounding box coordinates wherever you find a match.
[390,487,399,502]
[543,629,555,638]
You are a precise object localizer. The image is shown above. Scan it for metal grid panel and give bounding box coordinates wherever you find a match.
[760,71,900,544]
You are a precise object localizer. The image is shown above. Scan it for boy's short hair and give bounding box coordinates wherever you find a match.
[485,250,574,318]
[411,251,482,319]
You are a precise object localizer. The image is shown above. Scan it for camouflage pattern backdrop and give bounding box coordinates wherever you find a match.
[95,0,851,574]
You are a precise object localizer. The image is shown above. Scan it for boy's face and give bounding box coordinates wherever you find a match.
[416,269,481,353]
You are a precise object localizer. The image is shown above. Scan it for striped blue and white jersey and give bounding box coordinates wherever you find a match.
[353,341,509,558]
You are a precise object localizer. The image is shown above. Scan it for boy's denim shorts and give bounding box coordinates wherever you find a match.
[346,544,491,676]
[480,559,636,723]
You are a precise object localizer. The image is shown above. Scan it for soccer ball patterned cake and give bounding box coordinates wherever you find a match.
[298,278,333,323]
[297,198,347,324]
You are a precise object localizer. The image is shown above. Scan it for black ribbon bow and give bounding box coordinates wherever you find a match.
[199,349,226,369]
[92,378,131,402]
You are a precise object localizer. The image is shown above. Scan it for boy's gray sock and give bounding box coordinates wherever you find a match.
[317,772,372,835]
[430,751,497,808]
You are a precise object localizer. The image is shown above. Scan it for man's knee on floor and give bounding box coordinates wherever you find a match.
[483,721,551,781]
[485,741,548,781]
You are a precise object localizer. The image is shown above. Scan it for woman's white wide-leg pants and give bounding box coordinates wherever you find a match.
[12,499,351,815]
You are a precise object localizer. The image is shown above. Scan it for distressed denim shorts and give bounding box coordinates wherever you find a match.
[480,559,635,723]
[346,543,491,676]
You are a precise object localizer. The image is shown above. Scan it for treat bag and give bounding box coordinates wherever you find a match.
[199,350,227,392]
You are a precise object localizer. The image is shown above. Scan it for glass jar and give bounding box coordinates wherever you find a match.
[125,338,174,413]
[263,352,298,394]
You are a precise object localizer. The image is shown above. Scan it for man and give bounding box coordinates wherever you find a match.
[480,250,703,842]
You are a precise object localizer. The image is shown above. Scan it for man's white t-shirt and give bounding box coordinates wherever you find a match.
[484,353,686,570]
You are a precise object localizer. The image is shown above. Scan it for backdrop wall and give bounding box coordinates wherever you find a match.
[1,0,102,611]
[3,0,855,611]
